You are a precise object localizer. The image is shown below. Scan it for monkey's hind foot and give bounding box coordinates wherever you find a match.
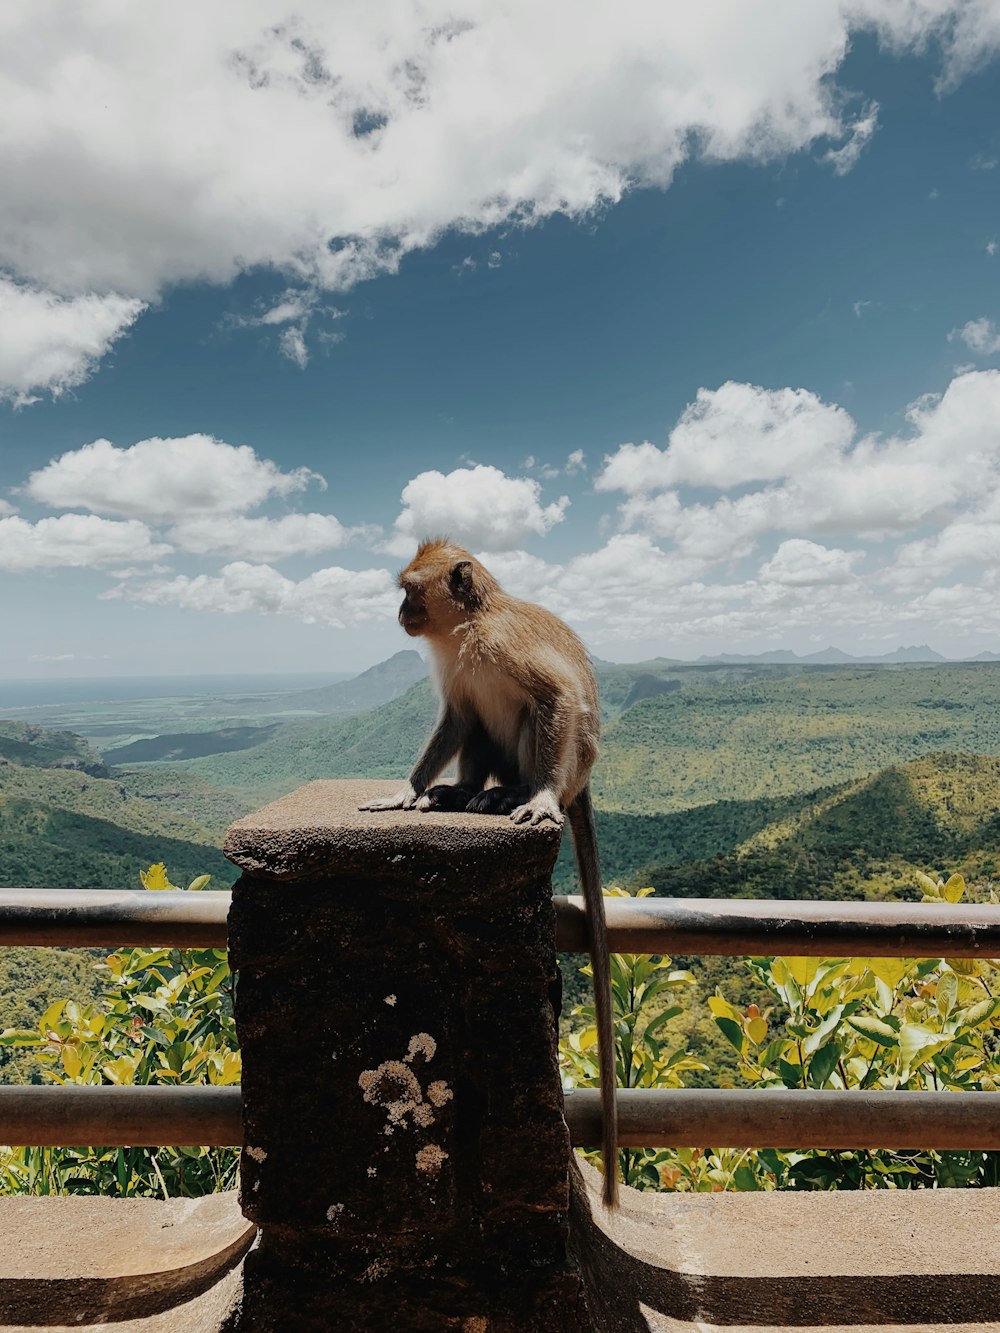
[510,792,564,826]
[465,785,530,816]
[417,783,479,812]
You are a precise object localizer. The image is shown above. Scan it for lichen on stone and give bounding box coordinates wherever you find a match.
[427,1080,453,1107]
[405,1032,437,1063]
[415,1143,449,1177]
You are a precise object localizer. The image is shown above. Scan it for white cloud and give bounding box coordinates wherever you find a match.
[26,435,323,521]
[0,276,145,405]
[597,371,1000,573]
[596,382,853,495]
[169,512,359,560]
[109,560,397,629]
[387,464,569,554]
[0,3,993,387]
[760,538,859,585]
[950,316,1000,355]
[820,102,879,175]
[0,514,170,572]
[988,240,998,256]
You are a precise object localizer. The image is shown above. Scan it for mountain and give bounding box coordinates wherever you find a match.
[243,650,427,717]
[694,645,947,666]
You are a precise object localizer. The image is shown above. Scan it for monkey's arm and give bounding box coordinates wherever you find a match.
[358,706,464,811]
[509,695,572,827]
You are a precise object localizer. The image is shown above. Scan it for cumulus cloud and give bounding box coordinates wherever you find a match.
[109,560,397,628]
[0,3,994,388]
[26,435,323,520]
[759,538,859,585]
[386,464,568,554]
[0,514,170,572]
[0,277,145,405]
[599,372,1000,567]
[169,512,360,560]
[598,383,854,492]
[950,316,1000,355]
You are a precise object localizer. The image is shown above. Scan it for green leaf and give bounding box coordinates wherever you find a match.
[847,1015,899,1047]
[935,970,958,1018]
[808,1041,841,1088]
[957,998,1000,1028]
[642,1007,683,1041]
[898,1023,952,1076]
[714,1016,746,1054]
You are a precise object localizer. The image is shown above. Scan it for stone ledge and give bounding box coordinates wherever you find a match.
[223,779,562,883]
[3,1175,1000,1330]
[573,1160,1000,1331]
[0,1191,254,1330]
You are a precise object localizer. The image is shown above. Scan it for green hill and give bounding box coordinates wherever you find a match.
[0,721,108,776]
[640,752,1000,902]
[175,679,439,797]
[0,724,246,890]
[593,664,1000,813]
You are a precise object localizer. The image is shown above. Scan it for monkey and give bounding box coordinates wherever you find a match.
[358,538,619,1209]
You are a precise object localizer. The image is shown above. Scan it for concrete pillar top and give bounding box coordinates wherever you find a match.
[223,779,562,883]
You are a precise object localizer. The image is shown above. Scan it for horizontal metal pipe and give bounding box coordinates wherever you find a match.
[0,1085,242,1146]
[565,1087,1000,1150]
[0,889,230,947]
[555,895,1000,957]
[5,890,1000,959]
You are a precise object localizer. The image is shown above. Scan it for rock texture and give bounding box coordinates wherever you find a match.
[224,780,591,1331]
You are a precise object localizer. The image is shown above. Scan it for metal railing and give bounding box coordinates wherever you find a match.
[2,887,1000,1151]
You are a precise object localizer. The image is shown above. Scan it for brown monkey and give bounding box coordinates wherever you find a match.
[359,538,619,1209]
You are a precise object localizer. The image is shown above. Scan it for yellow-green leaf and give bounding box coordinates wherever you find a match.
[746,1016,768,1045]
[942,874,966,903]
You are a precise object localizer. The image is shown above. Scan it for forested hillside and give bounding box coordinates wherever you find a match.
[0,724,244,889]
[636,752,1000,902]
[593,664,1000,812]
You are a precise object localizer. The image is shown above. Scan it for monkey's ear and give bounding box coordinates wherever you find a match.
[449,559,479,607]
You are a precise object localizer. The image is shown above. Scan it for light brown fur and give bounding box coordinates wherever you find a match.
[359,538,619,1208]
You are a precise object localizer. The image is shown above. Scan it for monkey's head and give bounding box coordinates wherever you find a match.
[396,538,499,638]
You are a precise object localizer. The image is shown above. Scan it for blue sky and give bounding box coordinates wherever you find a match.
[1,4,999,676]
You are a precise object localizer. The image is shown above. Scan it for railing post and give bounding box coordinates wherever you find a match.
[222,779,594,1332]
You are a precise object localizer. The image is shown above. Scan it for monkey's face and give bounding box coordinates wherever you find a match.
[397,576,429,636]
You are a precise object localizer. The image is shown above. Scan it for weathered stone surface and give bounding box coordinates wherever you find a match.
[569,1159,1000,1331]
[224,779,561,884]
[225,780,591,1331]
[0,1191,252,1329]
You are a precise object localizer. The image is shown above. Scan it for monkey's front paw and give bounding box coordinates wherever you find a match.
[358,785,418,812]
[466,785,529,816]
[510,794,564,827]
[416,783,478,812]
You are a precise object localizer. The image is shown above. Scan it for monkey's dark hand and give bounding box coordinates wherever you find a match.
[358,784,419,812]
[416,783,479,812]
[465,785,530,816]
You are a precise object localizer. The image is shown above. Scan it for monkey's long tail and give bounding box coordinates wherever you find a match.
[567,785,620,1211]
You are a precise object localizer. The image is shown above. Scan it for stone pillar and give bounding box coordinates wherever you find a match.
[222,779,594,1332]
